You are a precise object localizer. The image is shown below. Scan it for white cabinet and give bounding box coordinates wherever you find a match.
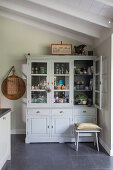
[0,112,11,170]
[51,109,72,138]
[26,55,102,143]
[26,109,50,143]
[26,108,73,143]
[27,60,50,107]
[28,117,50,137]
[74,107,97,124]
[27,59,72,107]
[52,117,72,138]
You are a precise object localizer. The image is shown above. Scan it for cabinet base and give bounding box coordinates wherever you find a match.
[25,136,94,144]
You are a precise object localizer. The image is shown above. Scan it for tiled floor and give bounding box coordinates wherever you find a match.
[2,135,113,170]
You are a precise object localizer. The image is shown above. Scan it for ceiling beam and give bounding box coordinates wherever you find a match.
[27,0,112,28]
[95,0,113,7]
[0,1,101,38]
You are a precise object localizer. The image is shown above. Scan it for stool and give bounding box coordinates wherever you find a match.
[74,123,101,151]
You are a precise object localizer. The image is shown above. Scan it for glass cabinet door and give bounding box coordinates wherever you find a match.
[29,61,49,105]
[74,60,93,106]
[94,56,102,109]
[52,62,71,105]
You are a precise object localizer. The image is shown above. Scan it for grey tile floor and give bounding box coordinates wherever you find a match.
[2,135,113,170]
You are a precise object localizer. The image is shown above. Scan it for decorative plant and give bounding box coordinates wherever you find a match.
[75,94,87,104]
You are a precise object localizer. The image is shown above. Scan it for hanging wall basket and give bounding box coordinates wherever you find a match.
[1,66,26,100]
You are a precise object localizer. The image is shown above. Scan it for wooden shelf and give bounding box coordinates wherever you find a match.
[31,89,46,92]
[74,74,93,76]
[31,74,47,76]
[54,74,69,76]
[54,89,70,92]
[74,90,92,92]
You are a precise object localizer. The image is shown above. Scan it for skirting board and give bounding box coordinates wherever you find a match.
[99,137,113,156]
[11,129,26,134]
[0,154,11,170]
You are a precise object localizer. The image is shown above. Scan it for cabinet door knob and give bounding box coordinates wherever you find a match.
[36,111,40,113]
[60,111,64,113]
[3,117,6,120]
[48,126,49,128]
[83,110,86,113]
[52,126,53,128]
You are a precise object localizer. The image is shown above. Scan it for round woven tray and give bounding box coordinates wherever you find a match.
[1,74,26,100]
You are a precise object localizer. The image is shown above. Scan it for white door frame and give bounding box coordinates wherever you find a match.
[111,34,113,156]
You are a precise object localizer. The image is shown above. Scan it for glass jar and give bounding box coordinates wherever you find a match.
[35,67,38,74]
[31,67,34,74]
[79,85,85,90]
[40,67,45,74]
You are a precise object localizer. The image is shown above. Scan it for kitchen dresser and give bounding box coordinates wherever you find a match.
[25,55,102,143]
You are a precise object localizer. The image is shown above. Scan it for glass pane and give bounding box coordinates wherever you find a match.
[31,91,47,103]
[95,75,100,90]
[95,92,100,106]
[54,76,69,90]
[74,92,92,105]
[31,62,47,74]
[74,77,93,91]
[54,63,69,74]
[95,60,100,74]
[74,60,93,106]
[31,76,47,90]
[54,91,69,103]
[74,60,93,75]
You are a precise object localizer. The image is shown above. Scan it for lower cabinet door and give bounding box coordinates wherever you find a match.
[0,113,10,169]
[28,116,50,137]
[51,116,72,137]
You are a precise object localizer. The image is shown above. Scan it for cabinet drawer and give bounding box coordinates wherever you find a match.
[52,109,72,116]
[74,107,96,116]
[74,115,97,124]
[27,109,49,115]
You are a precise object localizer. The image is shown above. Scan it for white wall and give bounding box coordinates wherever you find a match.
[0,16,93,133]
[94,29,112,155]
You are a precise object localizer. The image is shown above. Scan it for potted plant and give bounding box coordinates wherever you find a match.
[75,94,87,105]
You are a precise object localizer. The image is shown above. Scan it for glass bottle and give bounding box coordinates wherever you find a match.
[56,64,59,74]
[61,64,64,74]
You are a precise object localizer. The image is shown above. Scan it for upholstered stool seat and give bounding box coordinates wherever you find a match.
[74,123,101,151]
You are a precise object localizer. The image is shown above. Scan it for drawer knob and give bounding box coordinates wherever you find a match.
[60,111,64,113]
[3,117,6,120]
[83,110,86,113]
[36,111,40,113]
[48,126,49,128]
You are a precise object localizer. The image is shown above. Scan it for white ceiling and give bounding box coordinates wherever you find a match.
[0,0,113,45]
[59,0,113,19]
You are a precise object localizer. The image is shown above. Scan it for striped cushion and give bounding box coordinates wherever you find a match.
[75,123,101,130]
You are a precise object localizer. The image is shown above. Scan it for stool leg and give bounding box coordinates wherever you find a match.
[95,132,99,151]
[75,131,77,146]
[93,133,96,146]
[76,132,79,151]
